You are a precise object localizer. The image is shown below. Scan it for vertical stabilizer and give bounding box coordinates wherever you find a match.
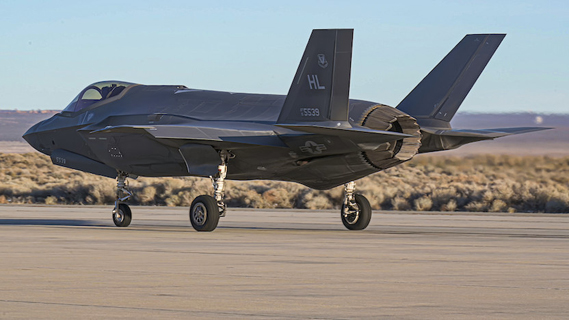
[396,34,506,126]
[277,29,353,124]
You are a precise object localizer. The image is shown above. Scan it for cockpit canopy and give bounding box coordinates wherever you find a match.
[63,81,137,113]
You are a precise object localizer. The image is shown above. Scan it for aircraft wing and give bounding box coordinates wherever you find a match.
[276,122,413,143]
[86,123,288,148]
[87,120,414,149]
[83,122,289,176]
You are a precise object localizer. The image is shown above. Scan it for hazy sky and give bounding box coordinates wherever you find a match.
[1,0,567,113]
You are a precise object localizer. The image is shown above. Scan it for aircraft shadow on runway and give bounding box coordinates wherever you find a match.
[0,219,105,227]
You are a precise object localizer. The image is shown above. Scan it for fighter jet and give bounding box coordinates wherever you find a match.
[23,29,547,231]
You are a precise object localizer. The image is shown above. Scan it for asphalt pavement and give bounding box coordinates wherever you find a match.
[0,205,567,319]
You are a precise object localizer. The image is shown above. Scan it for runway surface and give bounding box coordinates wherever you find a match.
[0,205,567,319]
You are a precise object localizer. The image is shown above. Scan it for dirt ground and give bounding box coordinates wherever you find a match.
[0,141,36,154]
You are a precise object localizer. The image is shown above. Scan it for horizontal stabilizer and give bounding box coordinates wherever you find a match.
[419,126,552,153]
[277,123,413,143]
[423,126,551,138]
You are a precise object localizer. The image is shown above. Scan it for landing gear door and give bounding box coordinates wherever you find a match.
[179,144,221,176]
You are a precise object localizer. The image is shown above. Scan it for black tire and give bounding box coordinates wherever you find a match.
[113,203,132,227]
[341,194,372,230]
[189,195,220,232]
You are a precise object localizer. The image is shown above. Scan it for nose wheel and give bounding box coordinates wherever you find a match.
[113,203,132,227]
[112,172,133,227]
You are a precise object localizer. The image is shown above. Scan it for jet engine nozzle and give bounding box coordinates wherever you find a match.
[359,104,422,169]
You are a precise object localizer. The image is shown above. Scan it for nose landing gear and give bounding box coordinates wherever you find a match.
[112,172,132,227]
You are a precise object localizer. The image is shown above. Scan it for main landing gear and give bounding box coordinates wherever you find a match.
[341,181,372,230]
[109,155,372,232]
[112,172,133,227]
[189,151,229,232]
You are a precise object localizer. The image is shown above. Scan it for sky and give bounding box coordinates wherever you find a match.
[0,0,567,113]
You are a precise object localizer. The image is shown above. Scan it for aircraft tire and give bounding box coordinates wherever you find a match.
[341,194,372,230]
[113,203,132,227]
[190,195,220,232]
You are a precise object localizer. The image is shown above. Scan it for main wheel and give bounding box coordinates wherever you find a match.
[190,195,220,232]
[341,194,372,230]
[112,203,132,227]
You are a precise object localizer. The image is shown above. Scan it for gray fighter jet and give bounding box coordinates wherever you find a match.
[23,29,547,231]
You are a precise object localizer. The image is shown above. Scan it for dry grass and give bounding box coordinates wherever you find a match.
[0,153,568,213]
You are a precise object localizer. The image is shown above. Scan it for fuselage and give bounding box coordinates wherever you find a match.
[24,82,417,189]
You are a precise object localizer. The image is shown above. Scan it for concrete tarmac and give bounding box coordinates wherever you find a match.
[0,205,567,319]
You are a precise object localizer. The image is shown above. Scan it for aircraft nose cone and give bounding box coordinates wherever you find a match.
[23,122,38,138]
[23,122,46,154]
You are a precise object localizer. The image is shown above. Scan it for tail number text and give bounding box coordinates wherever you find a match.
[300,108,320,117]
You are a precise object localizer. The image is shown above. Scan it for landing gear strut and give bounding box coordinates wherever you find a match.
[112,172,133,227]
[189,151,230,232]
[341,181,372,230]
[211,155,228,217]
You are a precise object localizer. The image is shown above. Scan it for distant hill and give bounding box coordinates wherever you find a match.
[1,110,568,155]
[0,110,59,141]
